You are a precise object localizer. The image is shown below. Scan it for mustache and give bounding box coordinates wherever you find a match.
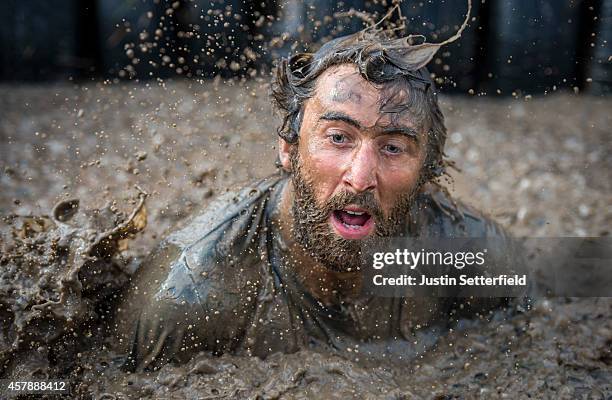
[321,190,385,223]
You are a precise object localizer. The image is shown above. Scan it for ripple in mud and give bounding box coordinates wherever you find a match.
[74,297,611,399]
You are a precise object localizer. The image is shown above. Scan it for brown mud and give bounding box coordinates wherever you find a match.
[0,194,146,380]
[0,80,611,398]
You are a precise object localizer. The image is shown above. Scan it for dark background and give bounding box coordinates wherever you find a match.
[0,0,610,95]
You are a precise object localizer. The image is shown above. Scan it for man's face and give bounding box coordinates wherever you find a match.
[279,64,428,271]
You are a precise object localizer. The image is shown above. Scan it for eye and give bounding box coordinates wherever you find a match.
[329,132,347,144]
[383,144,403,154]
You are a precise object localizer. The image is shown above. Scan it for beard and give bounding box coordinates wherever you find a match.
[289,150,419,272]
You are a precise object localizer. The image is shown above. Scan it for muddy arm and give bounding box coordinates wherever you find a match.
[113,239,261,372]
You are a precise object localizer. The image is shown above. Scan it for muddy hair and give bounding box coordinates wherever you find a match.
[271,2,471,182]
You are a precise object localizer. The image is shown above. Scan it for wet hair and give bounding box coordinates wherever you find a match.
[271,3,471,181]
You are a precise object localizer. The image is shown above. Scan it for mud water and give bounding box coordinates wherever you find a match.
[0,81,610,398]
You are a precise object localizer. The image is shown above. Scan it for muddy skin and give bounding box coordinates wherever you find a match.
[0,78,610,398]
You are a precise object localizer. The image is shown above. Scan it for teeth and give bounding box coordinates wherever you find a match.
[345,210,365,215]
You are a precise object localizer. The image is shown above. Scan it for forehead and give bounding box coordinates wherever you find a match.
[310,64,417,129]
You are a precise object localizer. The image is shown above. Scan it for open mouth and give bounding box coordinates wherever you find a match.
[330,206,375,240]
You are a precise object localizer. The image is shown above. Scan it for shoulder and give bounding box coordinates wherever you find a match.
[414,184,508,239]
[414,186,528,317]
[113,175,285,369]
[167,175,285,273]
[153,174,285,298]
[167,175,285,249]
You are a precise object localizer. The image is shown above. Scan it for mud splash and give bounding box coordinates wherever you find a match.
[2,193,609,399]
[0,80,610,398]
[0,192,146,381]
[2,199,609,399]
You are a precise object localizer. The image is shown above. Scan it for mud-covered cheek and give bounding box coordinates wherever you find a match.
[380,159,422,207]
[304,139,344,200]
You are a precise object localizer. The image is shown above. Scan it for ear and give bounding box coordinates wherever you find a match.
[278,137,292,172]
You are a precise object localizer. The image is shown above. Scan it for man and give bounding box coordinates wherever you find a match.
[114,24,514,372]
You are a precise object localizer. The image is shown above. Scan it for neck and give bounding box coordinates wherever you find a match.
[277,178,363,307]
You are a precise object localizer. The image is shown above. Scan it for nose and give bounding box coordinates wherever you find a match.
[343,143,377,193]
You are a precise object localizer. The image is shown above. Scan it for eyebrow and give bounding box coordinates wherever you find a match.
[319,111,363,129]
[380,126,419,142]
[318,111,419,142]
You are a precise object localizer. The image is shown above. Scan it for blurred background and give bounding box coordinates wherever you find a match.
[0,0,610,95]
